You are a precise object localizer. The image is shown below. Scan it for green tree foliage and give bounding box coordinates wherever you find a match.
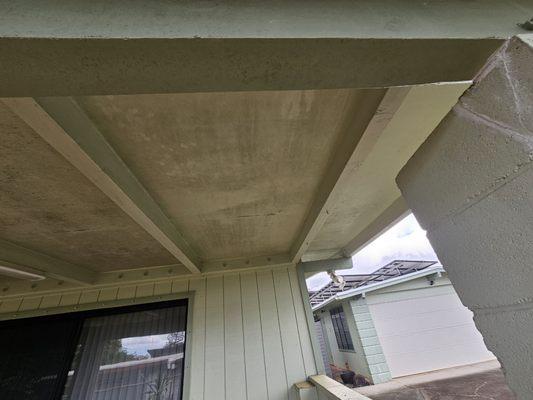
[100,339,146,364]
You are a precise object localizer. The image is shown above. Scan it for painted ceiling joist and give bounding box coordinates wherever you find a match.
[0,239,96,285]
[3,97,202,274]
[289,88,410,264]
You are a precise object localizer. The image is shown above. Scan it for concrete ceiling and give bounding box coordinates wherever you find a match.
[306,83,470,260]
[75,89,381,261]
[0,82,468,291]
[0,101,176,272]
[0,0,529,298]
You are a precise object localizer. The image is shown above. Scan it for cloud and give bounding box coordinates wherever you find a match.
[306,213,440,291]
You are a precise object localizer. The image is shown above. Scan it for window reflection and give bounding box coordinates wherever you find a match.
[62,306,187,400]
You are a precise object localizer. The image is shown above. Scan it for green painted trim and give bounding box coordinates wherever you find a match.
[0,291,193,320]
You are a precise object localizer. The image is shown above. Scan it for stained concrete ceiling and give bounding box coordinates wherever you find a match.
[306,83,470,260]
[0,101,176,271]
[75,89,380,261]
[0,82,467,289]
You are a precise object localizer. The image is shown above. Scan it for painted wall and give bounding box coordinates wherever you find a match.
[366,276,495,377]
[347,298,391,384]
[317,301,372,379]
[0,265,317,400]
[314,319,332,377]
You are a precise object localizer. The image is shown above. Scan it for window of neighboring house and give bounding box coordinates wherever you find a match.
[330,306,354,351]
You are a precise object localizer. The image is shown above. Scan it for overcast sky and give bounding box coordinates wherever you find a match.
[306,213,440,291]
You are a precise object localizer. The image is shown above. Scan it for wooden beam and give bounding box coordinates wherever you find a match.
[201,253,291,274]
[0,38,503,97]
[289,88,411,263]
[0,0,527,96]
[341,196,410,257]
[3,97,202,274]
[0,239,96,285]
[300,257,353,275]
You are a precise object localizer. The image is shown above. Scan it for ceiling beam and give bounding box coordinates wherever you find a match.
[0,239,96,285]
[1,1,528,96]
[299,257,353,276]
[341,196,410,257]
[201,254,291,274]
[0,38,502,97]
[289,87,411,263]
[3,97,202,274]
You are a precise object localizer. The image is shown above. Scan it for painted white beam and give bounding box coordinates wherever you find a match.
[0,239,96,285]
[290,88,410,263]
[3,97,202,274]
[1,1,530,96]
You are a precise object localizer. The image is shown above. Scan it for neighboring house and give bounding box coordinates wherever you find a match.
[310,261,495,385]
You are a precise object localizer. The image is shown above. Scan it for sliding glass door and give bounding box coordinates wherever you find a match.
[0,317,80,400]
[0,300,188,400]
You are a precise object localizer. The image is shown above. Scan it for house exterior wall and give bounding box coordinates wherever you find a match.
[314,319,333,377]
[0,265,317,400]
[366,276,495,377]
[347,298,391,384]
[317,301,373,381]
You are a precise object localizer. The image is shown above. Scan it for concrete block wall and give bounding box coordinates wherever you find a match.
[349,299,392,384]
[397,34,533,399]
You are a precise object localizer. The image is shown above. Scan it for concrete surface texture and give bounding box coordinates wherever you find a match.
[0,81,467,293]
[76,89,380,261]
[397,34,533,399]
[357,362,515,400]
[1,1,530,97]
[306,83,468,260]
[0,1,530,294]
[0,101,175,271]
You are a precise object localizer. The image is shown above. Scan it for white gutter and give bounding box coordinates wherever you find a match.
[312,266,445,311]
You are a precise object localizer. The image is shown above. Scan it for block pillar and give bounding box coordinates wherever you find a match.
[397,34,533,399]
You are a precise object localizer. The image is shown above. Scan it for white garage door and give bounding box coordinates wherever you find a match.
[366,283,495,378]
